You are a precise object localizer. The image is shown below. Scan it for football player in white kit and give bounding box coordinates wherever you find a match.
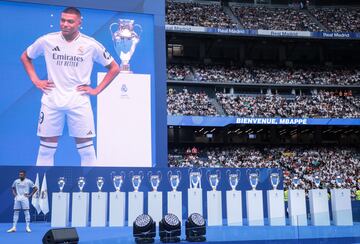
[7,170,38,233]
[20,7,120,166]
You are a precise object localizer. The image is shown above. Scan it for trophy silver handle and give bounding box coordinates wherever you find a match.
[120,171,125,180]
[134,24,143,37]
[177,170,182,183]
[226,169,231,179]
[147,171,152,180]
[216,170,221,181]
[188,168,193,188]
[109,22,119,39]
[236,169,241,179]
[167,171,172,181]
[157,171,162,182]
[139,171,144,180]
[246,169,250,177]
[129,171,134,180]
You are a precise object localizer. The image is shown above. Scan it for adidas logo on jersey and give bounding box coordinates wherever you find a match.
[52,46,60,51]
[87,130,93,135]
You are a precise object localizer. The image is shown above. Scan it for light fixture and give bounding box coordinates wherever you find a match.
[159,213,181,243]
[185,213,206,242]
[133,214,156,244]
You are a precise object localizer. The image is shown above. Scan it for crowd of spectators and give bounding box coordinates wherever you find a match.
[168,146,360,196]
[231,6,323,31]
[167,88,218,116]
[166,1,236,28]
[167,65,360,85]
[166,1,360,33]
[216,91,360,118]
[309,7,360,33]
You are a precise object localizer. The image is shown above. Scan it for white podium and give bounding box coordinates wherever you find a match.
[246,190,264,226]
[109,192,126,227]
[267,190,285,226]
[91,192,108,227]
[330,189,353,226]
[167,191,182,222]
[188,188,203,216]
[128,192,144,226]
[71,192,89,227]
[148,191,163,223]
[207,191,222,226]
[226,190,242,226]
[288,190,307,226]
[97,73,152,167]
[309,189,330,226]
[51,192,70,227]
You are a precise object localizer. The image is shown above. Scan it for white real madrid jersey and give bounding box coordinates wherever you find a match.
[27,32,114,109]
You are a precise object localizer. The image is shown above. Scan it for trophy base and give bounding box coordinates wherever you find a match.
[135,237,154,244]
[120,64,132,73]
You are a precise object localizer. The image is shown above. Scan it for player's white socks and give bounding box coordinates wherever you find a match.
[13,210,19,227]
[24,210,30,225]
[77,141,97,166]
[36,141,58,166]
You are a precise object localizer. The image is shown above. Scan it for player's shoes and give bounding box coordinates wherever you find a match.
[7,227,16,233]
[26,226,31,233]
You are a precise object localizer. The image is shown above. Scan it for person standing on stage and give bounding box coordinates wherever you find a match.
[7,170,38,233]
[20,7,120,166]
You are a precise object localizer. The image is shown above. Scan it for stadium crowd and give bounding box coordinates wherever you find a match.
[216,91,360,118]
[167,65,360,85]
[166,1,236,28]
[167,88,218,116]
[166,1,360,33]
[168,146,360,196]
[231,6,323,32]
[309,7,360,33]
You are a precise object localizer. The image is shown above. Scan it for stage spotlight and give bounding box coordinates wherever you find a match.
[159,213,181,243]
[185,213,206,242]
[133,214,156,244]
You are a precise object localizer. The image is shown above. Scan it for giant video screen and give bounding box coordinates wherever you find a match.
[0,1,155,166]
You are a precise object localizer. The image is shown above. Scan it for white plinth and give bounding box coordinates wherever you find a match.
[267,190,285,226]
[246,190,264,226]
[188,188,203,216]
[51,192,70,227]
[207,191,222,226]
[309,189,330,226]
[97,73,152,167]
[330,189,353,226]
[226,190,242,226]
[91,192,108,227]
[109,192,126,227]
[288,189,307,226]
[128,191,144,226]
[71,192,89,227]
[148,191,163,223]
[167,191,182,222]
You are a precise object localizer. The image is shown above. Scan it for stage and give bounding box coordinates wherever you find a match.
[1,221,359,244]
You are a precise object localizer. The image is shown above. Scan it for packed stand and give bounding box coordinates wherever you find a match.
[309,7,360,33]
[167,88,218,116]
[168,146,360,196]
[166,1,236,28]
[216,91,360,118]
[168,65,360,85]
[231,6,323,31]
[167,65,194,81]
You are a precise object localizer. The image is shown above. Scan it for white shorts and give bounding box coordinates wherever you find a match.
[37,103,96,138]
[13,195,30,210]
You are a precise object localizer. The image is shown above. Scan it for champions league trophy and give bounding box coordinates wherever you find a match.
[335,175,344,188]
[292,174,300,189]
[112,172,125,192]
[130,171,143,192]
[58,177,66,192]
[78,177,86,192]
[110,19,142,73]
[96,177,104,192]
[148,171,162,192]
[189,168,202,189]
[227,170,240,191]
[313,175,321,188]
[269,171,280,190]
[207,170,220,191]
[247,169,259,190]
[168,171,181,192]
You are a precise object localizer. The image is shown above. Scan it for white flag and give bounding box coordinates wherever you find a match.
[39,173,49,215]
[31,173,41,214]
